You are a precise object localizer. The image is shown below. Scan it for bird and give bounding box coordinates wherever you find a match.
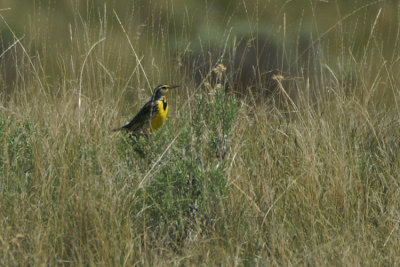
[113,84,179,134]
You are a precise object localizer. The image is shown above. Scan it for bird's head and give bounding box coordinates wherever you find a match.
[153,84,179,99]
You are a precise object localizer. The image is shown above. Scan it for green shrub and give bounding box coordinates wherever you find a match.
[117,87,239,247]
[0,117,34,192]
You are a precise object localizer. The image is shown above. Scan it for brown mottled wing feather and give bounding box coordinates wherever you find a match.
[114,100,156,132]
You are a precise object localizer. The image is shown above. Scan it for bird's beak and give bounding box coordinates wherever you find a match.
[169,85,180,89]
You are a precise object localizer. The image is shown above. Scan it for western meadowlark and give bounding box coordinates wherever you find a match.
[113,84,179,134]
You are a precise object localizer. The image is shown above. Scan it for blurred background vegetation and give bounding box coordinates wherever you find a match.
[1,0,399,97]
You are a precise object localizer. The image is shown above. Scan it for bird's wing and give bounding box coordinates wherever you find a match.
[120,100,156,132]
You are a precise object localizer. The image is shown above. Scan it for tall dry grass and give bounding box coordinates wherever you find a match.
[0,0,400,265]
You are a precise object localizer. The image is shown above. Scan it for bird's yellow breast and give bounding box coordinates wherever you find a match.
[150,98,168,131]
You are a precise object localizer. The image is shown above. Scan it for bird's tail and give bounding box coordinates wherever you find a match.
[112,125,135,133]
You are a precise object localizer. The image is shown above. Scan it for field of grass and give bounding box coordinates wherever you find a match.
[1,0,400,265]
